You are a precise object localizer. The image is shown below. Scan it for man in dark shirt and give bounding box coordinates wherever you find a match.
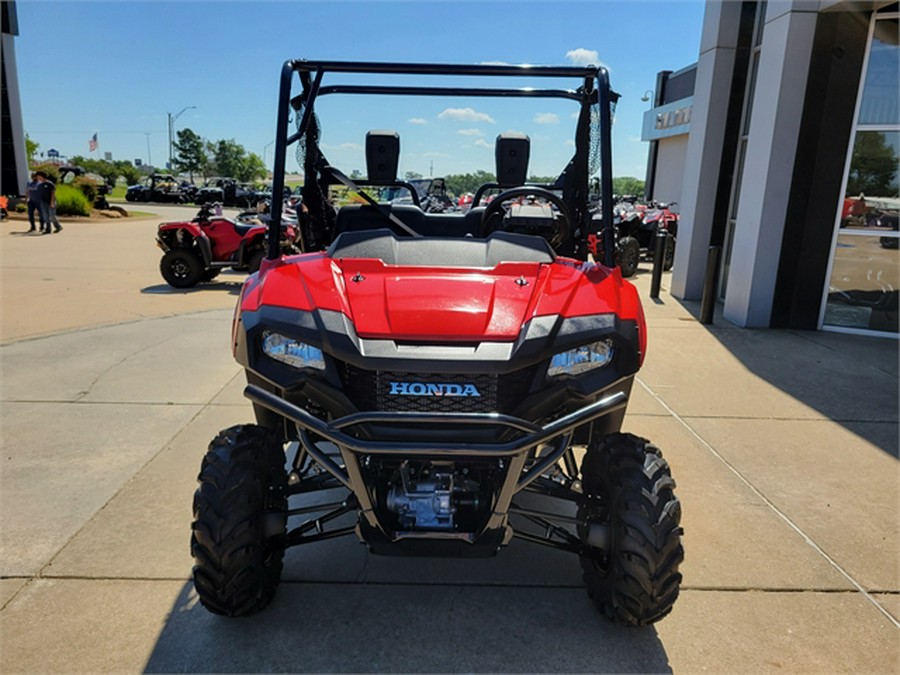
[33,172,56,234]
[26,172,42,233]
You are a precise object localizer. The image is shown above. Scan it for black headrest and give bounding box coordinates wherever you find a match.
[495,132,530,187]
[366,130,400,183]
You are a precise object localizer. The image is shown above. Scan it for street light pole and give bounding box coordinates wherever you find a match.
[144,132,152,167]
[167,105,196,170]
[263,140,275,172]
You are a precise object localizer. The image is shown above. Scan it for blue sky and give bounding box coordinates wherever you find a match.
[15,0,705,179]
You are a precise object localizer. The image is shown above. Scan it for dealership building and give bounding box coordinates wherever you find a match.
[642,0,898,337]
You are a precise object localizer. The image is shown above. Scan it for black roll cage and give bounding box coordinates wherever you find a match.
[268,59,617,267]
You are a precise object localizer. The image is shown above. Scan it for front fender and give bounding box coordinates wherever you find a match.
[157,223,212,266]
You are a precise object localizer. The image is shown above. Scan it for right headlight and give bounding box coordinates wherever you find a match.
[547,339,614,377]
[261,330,325,371]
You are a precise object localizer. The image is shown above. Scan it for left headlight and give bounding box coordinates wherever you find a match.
[547,339,614,377]
[261,331,325,370]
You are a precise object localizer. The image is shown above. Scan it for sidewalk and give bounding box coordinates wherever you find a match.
[1,215,897,672]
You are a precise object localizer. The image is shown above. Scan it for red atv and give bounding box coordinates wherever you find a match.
[156,202,299,288]
[191,60,683,628]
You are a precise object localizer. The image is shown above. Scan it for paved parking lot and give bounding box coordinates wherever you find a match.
[1,207,897,672]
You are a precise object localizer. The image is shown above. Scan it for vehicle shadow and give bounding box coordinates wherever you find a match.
[143,577,673,674]
[140,281,243,296]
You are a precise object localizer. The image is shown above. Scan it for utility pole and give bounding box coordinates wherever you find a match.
[167,106,196,170]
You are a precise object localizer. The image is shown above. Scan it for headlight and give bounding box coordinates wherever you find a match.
[547,339,614,377]
[261,331,325,370]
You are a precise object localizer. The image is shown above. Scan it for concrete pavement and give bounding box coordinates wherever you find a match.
[1,210,897,672]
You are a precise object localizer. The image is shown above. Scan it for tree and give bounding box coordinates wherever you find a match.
[238,152,267,182]
[444,170,496,196]
[26,134,39,165]
[172,128,206,182]
[404,171,423,180]
[612,176,645,197]
[114,160,141,186]
[211,139,247,180]
[847,132,898,197]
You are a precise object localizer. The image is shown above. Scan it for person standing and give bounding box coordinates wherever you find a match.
[26,172,42,232]
[47,183,62,233]
[33,171,55,234]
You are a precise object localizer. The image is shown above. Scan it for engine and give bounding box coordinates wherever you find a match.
[372,459,500,532]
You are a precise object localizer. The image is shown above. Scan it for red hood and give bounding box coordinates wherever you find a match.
[241,253,642,342]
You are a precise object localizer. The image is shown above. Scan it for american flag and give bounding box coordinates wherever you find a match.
[89,133,98,152]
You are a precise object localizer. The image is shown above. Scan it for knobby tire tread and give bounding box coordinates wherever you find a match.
[578,432,684,627]
[191,424,287,617]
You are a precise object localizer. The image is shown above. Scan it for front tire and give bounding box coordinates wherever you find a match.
[577,433,683,626]
[663,235,676,271]
[617,236,640,278]
[160,248,204,288]
[247,249,266,274]
[191,424,288,617]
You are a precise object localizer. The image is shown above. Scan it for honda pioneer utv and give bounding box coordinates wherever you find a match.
[191,59,683,627]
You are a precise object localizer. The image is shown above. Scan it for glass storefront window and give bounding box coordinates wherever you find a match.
[825,234,899,333]
[824,13,899,335]
[858,18,899,126]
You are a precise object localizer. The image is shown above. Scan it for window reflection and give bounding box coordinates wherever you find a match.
[825,235,899,333]
[859,18,899,126]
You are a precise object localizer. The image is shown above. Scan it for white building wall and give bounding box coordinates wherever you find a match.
[652,135,689,206]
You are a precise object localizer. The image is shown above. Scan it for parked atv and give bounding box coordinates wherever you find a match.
[156,202,299,288]
[638,201,678,270]
[191,59,683,628]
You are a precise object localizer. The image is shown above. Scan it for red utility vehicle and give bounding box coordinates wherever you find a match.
[156,202,299,288]
[190,60,683,628]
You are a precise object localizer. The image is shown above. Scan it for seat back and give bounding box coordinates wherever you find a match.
[495,132,530,187]
[366,130,400,183]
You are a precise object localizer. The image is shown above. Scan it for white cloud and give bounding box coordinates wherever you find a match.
[438,107,496,123]
[565,48,600,66]
[534,113,560,125]
[474,138,492,148]
[422,151,450,158]
[322,142,363,151]
[564,139,576,147]
[408,118,427,125]
[458,128,485,136]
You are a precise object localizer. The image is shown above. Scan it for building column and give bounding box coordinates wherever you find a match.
[722,3,818,327]
[670,1,744,300]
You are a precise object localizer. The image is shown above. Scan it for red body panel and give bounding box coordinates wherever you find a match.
[158,218,266,262]
[240,253,647,358]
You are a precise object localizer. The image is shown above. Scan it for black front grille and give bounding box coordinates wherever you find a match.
[340,363,537,415]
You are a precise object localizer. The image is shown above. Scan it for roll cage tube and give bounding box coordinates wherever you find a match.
[267,60,616,267]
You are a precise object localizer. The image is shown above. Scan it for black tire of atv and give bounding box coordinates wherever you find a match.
[160,249,204,288]
[247,249,266,274]
[617,236,640,278]
[202,269,221,282]
[191,424,287,617]
[663,236,676,271]
[577,432,683,627]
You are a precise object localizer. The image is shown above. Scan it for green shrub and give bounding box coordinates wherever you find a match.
[30,162,59,183]
[55,184,91,216]
[16,202,26,213]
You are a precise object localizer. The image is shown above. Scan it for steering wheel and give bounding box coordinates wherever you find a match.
[479,186,571,249]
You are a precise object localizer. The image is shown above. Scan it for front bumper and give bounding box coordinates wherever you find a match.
[245,383,628,554]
